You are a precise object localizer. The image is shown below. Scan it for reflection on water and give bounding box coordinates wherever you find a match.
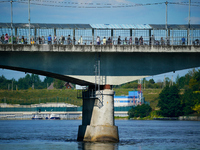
[78,142,118,150]
[0,120,200,150]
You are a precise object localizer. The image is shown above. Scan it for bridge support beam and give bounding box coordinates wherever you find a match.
[77,88,119,142]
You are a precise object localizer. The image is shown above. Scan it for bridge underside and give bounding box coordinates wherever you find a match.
[0,51,200,85]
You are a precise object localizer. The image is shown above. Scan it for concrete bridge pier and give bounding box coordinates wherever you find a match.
[77,86,119,142]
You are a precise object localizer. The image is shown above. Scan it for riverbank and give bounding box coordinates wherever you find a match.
[1,115,199,121]
[0,88,162,109]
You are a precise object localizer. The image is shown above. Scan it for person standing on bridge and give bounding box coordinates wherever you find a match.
[1,34,4,44]
[73,37,76,45]
[54,35,57,44]
[129,37,132,45]
[118,36,121,45]
[4,33,9,44]
[107,37,112,45]
[48,35,52,44]
[135,37,138,45]
[78,36,83,45]
[61,35,65,45]
[67,35,71,45]
[96,36,100,45]
[151,35,155,45]
[103,37,106,45]
[139,36,143,45]
[124,37,128,45]
[160,37,164,45]
[182,37,185,45]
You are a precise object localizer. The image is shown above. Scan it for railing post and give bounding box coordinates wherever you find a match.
[73,29,75,45]
[111,29,113,45]
[149,29,151,45]
[92,29,94,45]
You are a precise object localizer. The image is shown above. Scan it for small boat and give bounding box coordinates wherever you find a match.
[46,113,60,120]
[32,114,43,120]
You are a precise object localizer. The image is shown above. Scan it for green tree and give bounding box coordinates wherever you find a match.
[128,104,152,118]
[0,75,9,89]
[177,76,186,89]
[182,89,200,115]
[193,104,200,115]
[157,85,182,117]
[53,79,65,89]
[149,79,155,84]
[128,107,135,118]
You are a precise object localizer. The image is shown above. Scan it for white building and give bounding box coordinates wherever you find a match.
[114,91,144,107]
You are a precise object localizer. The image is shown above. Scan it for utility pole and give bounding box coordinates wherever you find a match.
[10,0,13,44]
[188,0,191,45]
[28,0,31,44]
[165,1,168,44]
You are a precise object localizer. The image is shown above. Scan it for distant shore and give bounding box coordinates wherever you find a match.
[1,116,199,121]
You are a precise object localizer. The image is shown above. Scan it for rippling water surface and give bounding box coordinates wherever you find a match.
[0,120,200,150]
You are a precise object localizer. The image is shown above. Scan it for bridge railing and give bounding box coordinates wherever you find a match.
[0,35,199,46]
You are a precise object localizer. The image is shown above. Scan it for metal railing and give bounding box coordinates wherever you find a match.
[1,35,200,46]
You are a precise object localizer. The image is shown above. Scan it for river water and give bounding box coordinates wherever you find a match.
[0,120,200,150]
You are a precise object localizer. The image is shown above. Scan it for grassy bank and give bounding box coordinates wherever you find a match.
[0,88,162,109]
[0,89,82,106]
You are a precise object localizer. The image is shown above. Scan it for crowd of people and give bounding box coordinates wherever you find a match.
[1,33,199,46]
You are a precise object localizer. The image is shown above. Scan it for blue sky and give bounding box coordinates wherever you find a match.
[0,0,200,82]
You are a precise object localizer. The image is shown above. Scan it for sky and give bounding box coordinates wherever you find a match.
[0,0,200,83]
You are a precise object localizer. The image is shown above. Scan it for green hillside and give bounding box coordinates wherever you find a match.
[0,88,161,109]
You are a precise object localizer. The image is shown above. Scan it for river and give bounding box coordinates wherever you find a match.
[0,120,200,150]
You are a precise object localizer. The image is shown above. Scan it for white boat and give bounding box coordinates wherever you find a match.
[32,114,43,120]
[46,113,60,120]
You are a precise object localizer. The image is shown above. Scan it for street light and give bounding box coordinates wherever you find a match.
[10,0,13,44]
[28,0,31,44]
[188,0,191,45]
[165,1,168,44]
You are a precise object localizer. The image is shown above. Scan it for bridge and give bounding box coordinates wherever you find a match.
[1,44,200,142]
[0,23,200,142]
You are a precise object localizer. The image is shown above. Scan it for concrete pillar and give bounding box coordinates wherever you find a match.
[77,89,119,142]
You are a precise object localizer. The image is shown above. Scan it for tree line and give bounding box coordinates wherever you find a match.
[0,74,68,90]
[114,77,174,89]
[158,69,200,117]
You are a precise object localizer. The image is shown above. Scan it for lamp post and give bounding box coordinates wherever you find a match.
[165,1,168,44]
[188,0,191,45]
[10,0,13,44]
[28,0,31,44]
